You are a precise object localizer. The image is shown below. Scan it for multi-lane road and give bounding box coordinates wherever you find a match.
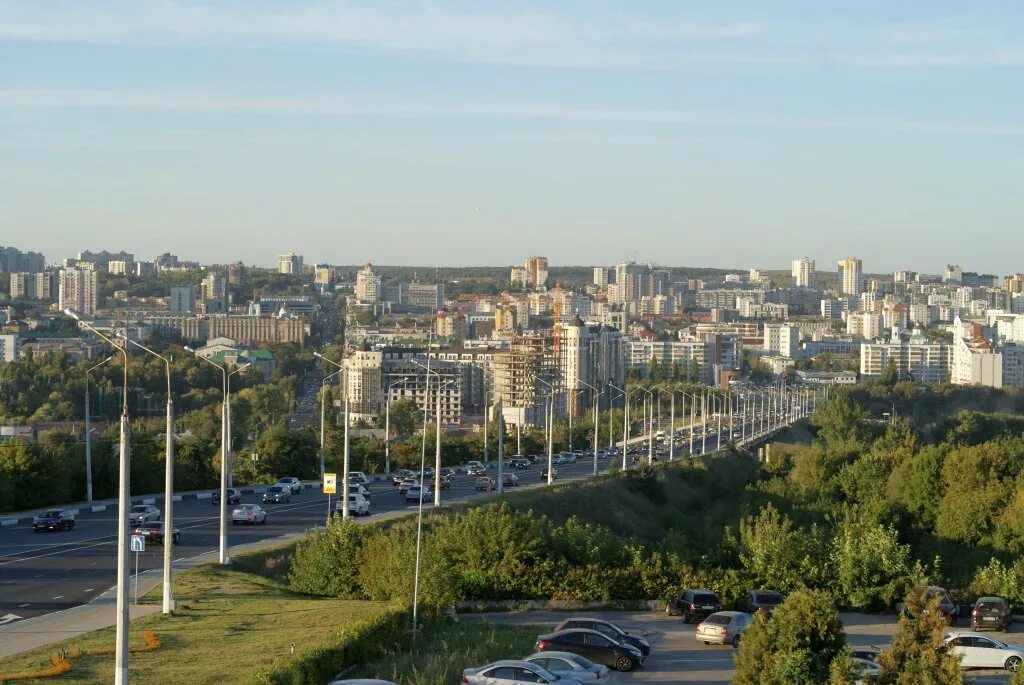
[0,397,796,633]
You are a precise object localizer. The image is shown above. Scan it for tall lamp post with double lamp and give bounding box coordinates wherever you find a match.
[531,373,558,485]
[64,309,131,685]
[185,346,247,564]
[313,352,350,518]
[579,380,602,476]
[83,355,113,502]
[384,377,411,475]
[116,333,177,614]
[319,368,343,480]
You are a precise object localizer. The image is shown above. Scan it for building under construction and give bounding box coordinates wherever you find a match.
[492,333,562,428]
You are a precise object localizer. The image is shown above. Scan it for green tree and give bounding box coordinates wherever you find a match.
[738,504,829,591]
[831,512,915,610]
[811,394,871,449]
[253,424,319,479]
[387,398,421,437]
[733,588,847,685]
[876,589,963,684]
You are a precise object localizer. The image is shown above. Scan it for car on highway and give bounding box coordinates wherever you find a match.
[276,476,301,494]
[439,467,456,481]
[33,509,75,532]
[740,590,785,616]
[398,477,418,493]
[348,471,369,486]
[232,503,267,525]
[405,484,434,504]
[132,522,180,545]
[564,452,578,463]
[349,483,371,501]
[467,464,487,476]
[510,458,531,470]
[335,493,371,516]
[695,611,753,648]
[972,596,1011,631]
[667,588,723,623]
[475,476,496,491]
[522,651,610,682]
[211,488,241,505]
[262,486,292,504]
[535,628,643,672]
[129,504,160,526]
[392,469,414,486]
[466,460,485,470]
[462,660,580,685]
[541,467,558,480]
[945,631,1024,672]
[554,618,650,656]
[501,473,520,487]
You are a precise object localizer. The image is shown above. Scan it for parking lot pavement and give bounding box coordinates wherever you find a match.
[462,610,1022,684]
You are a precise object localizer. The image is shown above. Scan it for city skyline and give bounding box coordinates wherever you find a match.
[2,1,1023,271]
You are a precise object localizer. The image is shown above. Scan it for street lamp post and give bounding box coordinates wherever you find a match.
[384,378,410,474]
[410,358,458,505]
[531,373,558,485]
[579,380,601,476]
[319,369,343,480]
[117,334,176,614]
[185,347,247,564]
[606,384,623,453]
[313,352,350,519]
[65,310,131,685]
[83,355,112,502]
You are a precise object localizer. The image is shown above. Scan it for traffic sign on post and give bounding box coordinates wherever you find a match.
[130,534,146,552]
[323,473,337,494]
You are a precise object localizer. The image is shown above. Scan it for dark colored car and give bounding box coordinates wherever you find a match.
[742,590,785,616]
[392,469,415,486]
[33,509,75,532]
[262,486,291,504]
[501,473,520,487]
[553,618,651,657]
[914,585,959,624]
[211,488,241,505]
[973,596,1011,631]
[668,588,723,623]
[510,458,531,470]
[132,522,180,545]
[535,629,644,672]
[541,467,558,480]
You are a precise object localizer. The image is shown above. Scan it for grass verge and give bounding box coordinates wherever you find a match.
[0,561,389,684]
[350,619,542,685]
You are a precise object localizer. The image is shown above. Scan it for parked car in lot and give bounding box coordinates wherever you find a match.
[740,590,785,616]
[696,611,753,648]
[33,509,75,532]
[348,471,369,486]
[535,629,643,672]
[405,484,434,504]
[510,458,531,470]
[335,493,371,516]
[553,618,650,656]
[475,476,496,491]
[973,596,1011,631]
[541,467,558,480]
[128,504,160,526]
[262,486,291,504]
[667,588,723,623]
[462,660,580,685]
[327,680,399,685]
[522,652,609,682]
[232,503,267,525]
[211,488,241,505]
[945,631,1024,672]
[914,585,959,624]
[132,522,180,545]
[501,473,520,487]
[392,469,414,486]
[276,476,301,494]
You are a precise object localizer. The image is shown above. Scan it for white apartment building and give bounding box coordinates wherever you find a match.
[846,312,883,340]
[344,349,383,421]
[524,256,548,289]
[355,263,382,303]
[763,324,800,358]
[951,336,1024,388]
[860,335,951,384]
[278,252,303,275]
[838,257,863,296]
[625,334,741,385]
[0,334,19,363]
[58,267,98,316]
[882,304,909,331]
[559,318,625,413]
[791,257,815,287]
[593,267,611,289]
[108,260,130,275]
[510,267,529,288]
[909,303,935,327]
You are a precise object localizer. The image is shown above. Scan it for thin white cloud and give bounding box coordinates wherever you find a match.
[2,88,1023,137]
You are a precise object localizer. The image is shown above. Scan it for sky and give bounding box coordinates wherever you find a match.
[1,1,1022,275]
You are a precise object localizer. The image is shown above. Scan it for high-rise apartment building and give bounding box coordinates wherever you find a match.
[593,267,611,289]
[524,256,549,289]
[861,335,950,384]
[313,264,335,286]
[945,264,963,284]
[791,257,815,287]
[58,267,98,316]
[0,246,45,273]
[559,317,625,413]
[10,272,56,300]
[355,263,382,303]
[343,349,383,421]
[0,334,20,363]
[170,285,198,314]
[278,252,303,275]
[838,257,863,296]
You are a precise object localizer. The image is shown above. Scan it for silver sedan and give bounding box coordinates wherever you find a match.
[231,504,267,525]
[523,652,610,682]
[463,660,583,685]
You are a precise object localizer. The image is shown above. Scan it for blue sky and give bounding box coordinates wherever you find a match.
[1,1,1021,274]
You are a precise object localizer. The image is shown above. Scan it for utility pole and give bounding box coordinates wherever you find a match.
[496,397,504,494]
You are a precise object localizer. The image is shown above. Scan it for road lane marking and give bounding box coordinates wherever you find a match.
[17,603,29,608]
[52,595,63,600]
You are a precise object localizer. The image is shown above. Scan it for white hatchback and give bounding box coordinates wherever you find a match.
[946,631,1024,672]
